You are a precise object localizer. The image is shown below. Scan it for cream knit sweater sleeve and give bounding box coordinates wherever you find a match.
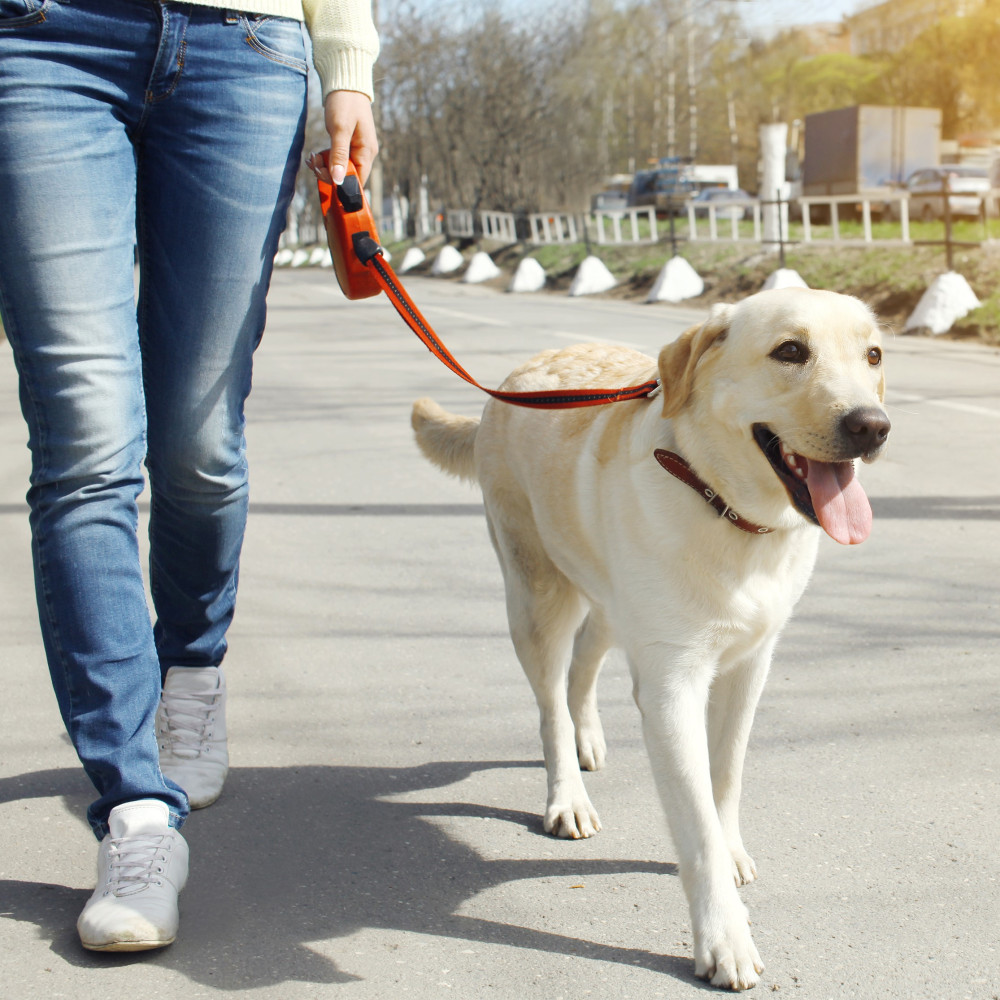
[183,0,379,100]
[302,0,380,100]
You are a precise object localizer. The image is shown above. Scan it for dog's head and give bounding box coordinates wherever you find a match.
[657,287,889,545]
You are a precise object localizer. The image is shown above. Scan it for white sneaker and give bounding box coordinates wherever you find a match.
[157,666,229,809]
[77,799,189,952]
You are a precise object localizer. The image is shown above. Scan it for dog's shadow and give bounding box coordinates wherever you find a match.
[0,761,700,990]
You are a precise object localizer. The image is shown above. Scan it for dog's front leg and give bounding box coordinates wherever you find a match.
[708,641,775,887]
[630,646,763,992]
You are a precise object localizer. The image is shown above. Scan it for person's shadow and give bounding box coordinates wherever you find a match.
[0,761,699,990]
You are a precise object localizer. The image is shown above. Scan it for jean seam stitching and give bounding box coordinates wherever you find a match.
[240,19,307,75]
[144,7,189,105]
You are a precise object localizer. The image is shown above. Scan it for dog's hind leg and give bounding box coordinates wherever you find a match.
[568,610,613,772]
[708,640,775,887]
[488,515,600,840]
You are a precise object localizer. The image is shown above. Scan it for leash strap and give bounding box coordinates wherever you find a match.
[352,234,660,410]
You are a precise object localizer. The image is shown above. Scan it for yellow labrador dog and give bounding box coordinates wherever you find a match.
[411,287,889,991]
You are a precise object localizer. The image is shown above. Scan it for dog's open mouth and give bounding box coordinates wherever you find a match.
[752,425,872,545]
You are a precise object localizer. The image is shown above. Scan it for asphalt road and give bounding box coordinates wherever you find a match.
[1,268,998,999]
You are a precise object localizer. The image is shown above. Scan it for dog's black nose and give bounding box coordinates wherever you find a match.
[842,406,891,454]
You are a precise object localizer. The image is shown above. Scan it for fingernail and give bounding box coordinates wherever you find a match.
[332,164,346,185]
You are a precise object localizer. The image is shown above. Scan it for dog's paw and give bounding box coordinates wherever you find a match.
[543,797,602,839]
[576,723,606,771]
[693,910,763,992]
[730,848,757,887]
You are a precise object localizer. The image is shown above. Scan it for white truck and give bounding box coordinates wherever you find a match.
[802,104,941,197]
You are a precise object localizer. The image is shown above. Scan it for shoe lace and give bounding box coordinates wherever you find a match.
[105,834,172,897]
[158,688,220,758]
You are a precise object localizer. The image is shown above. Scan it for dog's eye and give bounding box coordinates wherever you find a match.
[867,346,882,367]
[770,340,810,364]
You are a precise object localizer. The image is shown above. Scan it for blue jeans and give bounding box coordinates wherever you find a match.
[0,0,307,837]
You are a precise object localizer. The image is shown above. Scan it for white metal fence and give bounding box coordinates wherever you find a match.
[288,189,998,253]
[481,210,517,243]
[685,199,761,243]
[445,209,475,239]
[523,192,932,247]
[528,212,579,244]
[798,193,911,244]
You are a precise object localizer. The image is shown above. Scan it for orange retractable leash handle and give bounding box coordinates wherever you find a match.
[316,153,660,409]
[317,156,383,300]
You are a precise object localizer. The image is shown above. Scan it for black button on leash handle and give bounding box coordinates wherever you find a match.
[336,175,365,214]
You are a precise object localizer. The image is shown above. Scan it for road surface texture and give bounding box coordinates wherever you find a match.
[1,269,998,999]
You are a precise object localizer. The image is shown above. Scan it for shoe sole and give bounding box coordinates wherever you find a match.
[81,937,176,952]
[187,789,223,810]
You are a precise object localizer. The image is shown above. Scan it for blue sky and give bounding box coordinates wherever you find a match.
[737,0,869,30]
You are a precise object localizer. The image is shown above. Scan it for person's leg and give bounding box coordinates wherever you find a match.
[138,6,307,671]
[0,0,188,839]
[136,7,307,801]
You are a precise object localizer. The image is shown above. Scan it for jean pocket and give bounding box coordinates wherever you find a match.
[0,0,48,28]
[239,14,308,75]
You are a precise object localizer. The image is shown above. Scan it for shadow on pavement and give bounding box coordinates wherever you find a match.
[0,761,693,990]
[870,495,1000,519]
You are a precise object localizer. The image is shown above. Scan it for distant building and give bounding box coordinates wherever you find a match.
[848,0,986,57]
[786,21,852,56]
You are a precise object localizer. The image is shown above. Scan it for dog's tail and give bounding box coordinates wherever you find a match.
[411,397,480,483]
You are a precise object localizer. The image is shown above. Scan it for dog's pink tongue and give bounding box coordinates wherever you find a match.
[805,460,872,545]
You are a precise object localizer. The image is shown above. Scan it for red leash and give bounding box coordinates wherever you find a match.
[317,158,660,410]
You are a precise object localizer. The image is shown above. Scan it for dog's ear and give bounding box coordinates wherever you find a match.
[657,305,732,418]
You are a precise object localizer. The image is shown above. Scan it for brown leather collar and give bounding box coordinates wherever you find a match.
[653,449,775,535]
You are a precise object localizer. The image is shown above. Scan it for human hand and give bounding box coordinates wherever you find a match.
[308,90,378,187]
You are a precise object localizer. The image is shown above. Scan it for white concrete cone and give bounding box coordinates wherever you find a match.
[509,256,547,293]
[463,251,501,283]
[274,248,294,267]
[646,256,704,303]
[569,255,616,296]
[763,268,809,290]
[399,247,425,273]
[904,271,980,334]
[290,248,311,268]
[431,245,464,275]
[308,246,329,266]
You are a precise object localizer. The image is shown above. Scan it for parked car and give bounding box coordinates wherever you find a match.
[590,188,629,211]
[689,187,754,220]
[871,178,906,221]
[628,168,695,215]
[897,166,990,221]
[590,174,633,212]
